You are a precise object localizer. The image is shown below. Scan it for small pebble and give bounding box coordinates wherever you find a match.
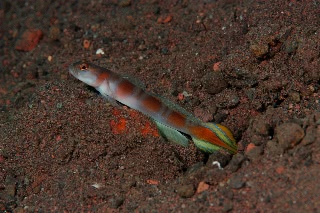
[13,207,24,213]
[108,195,124,208]
[213,62,222,71]
[285,40,298,55]
[223,202,233,212]
[160,47,169,55]
[221,188,234,199]
[245,144,263,160]
[252,118,271,136]
[265,140,284,155]
[275,123,305,150]
[47,55,53,62]
[176,184,195,198]
[83,39,91,49]
[202,71,228,95]
[250,43,269,58]
[5,183,16,197]
[48,26,60,41]
[118,0,131,7]
[227,154,245,172]
[301,126,316,146]
[196,181,209,194]
[157,15,173,24]
[229,174,245,189]
[250,134,265,146]
[215,89,240,109]
[289,91,301,103]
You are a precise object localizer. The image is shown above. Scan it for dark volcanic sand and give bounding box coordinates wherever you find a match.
[0,0,319,212]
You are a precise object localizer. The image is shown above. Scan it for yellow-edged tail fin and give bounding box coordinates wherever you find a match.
[216,124,237,144]
[191,123,237,154]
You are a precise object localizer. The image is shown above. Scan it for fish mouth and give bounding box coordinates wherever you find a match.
[68,62,80,77]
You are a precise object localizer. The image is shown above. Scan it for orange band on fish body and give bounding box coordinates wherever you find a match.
[141,95,163,113]
[116,80,135,97]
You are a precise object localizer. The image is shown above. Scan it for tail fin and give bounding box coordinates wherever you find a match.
[190,123,237,154]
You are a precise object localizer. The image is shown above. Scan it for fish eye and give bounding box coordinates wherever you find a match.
[79,63,89,70]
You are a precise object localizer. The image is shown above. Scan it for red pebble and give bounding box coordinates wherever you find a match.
[177,93,184,101]
[15,29,43,51]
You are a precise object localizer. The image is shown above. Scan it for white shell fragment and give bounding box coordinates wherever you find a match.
[96,48,105,55]
[212,161,223,170]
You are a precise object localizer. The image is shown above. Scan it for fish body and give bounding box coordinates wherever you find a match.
[69,60,237,154]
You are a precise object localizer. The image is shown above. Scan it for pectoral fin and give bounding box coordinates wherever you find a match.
[154,120,189,147]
